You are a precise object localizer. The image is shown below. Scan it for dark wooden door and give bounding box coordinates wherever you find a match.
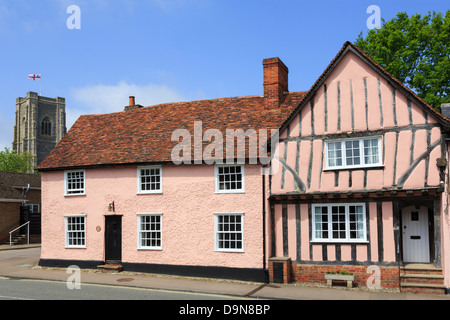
[272,262,284,284]
[105,216,122,263]
[19,206,30,235]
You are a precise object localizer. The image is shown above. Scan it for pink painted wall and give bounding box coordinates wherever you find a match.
[268,50,441,268]
[272,51,443,194]
[441,144,450,287]
[41,164,266,269]
[271,201,397,264]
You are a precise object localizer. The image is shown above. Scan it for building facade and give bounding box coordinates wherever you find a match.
[269,42,450,294]
[37,42,450,293]
[0,172,41,244]
[37,59,305,282]
[13,91,66,169]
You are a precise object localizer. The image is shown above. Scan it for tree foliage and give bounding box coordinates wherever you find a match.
[0,148,34,173]
[356,11,450,111]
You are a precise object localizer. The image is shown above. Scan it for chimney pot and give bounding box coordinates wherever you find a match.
[124,96,143,111]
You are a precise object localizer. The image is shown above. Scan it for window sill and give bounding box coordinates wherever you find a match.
[64,193,86,197]
[323,165,384,172]
[138,248,162,251]
[137,191,163,195]
[214,191,245,194]
[311,240,369,244]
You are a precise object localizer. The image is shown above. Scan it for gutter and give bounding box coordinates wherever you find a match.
[0,199,28,203]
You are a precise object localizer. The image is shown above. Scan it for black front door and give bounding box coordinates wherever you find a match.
[105,216,122,263]
[20,206,30,235]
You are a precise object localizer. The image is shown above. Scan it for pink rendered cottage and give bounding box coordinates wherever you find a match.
[38,42,450,294]
[37,56,304,282]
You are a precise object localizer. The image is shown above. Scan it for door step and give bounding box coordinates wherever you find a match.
[3,234,27,245]
[97,264,123,273]
[400,264,446,294]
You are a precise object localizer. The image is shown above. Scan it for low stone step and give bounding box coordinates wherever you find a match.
[402,282,446,288]
[400,273,444,284]
[3,235,27,245]
[97,264,123,273]
[401,275,445,285]
[401,264,442,273]
[401,273,444,279]
[401,282,446,294]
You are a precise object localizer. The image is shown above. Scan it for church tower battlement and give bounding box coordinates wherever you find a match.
[13,92,66,169]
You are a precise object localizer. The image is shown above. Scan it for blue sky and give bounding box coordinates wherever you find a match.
[0,0,448,151]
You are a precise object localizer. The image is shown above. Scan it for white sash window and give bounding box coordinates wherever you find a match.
[325,137,382,170]
[312,203,367,243]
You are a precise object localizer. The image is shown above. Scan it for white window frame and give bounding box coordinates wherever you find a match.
[214,212,244,252]
[137,166,162,194]
[65,214,86,248]
[324,136,383,170]
[137,213,163,250]
[214,164,245,193]
[311,203,367,243]
[64,170,86,196]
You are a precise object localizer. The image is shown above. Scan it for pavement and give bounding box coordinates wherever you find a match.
[1,244,450,300]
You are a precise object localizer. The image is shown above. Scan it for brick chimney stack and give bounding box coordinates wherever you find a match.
[263,57,289,109]
[124,96,143,111]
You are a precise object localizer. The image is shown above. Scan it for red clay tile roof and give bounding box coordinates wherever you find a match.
[37,92,306,171]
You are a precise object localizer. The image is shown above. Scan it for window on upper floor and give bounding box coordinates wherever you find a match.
[64,170,86,196]
[325,137,382,170]
[137,166,162,194]
[312,203,367,243]
[215,164,245,193]
[41,117,52,136]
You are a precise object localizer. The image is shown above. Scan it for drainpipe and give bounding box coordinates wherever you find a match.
[22,184,30,198]
[396,224,402,292]
[262,165,268,283]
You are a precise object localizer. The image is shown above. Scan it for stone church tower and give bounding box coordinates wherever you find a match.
[12,92,66,169]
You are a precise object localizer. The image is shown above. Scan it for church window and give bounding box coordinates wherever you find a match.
[41,117,52,136]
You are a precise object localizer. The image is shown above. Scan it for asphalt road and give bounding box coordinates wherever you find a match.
[0,277,247,300]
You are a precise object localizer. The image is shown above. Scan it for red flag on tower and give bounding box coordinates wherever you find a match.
[28,74,42,95]
[28,74,41,80]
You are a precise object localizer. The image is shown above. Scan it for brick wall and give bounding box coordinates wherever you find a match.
[268,260,400,289]
[0,202,21,242]
[268,258,292,284]
[291,263,400,289]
